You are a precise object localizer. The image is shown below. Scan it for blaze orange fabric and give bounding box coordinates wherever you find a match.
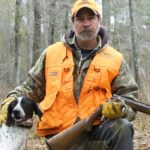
[37,42,123,136]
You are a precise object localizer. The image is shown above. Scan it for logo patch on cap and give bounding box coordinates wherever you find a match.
[79,0,91,5]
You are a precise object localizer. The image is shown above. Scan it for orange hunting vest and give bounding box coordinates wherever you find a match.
[37,42,123,137]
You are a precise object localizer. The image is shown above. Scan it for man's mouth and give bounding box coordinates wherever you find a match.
[81,29,91,33]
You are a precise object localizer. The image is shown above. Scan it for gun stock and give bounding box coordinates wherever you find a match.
[46,106,103,150]
[46,95,150,150]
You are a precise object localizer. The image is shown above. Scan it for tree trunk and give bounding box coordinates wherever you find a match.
[102,0,111,30]
[14,0,22,85]
[47,0,56,44]
[33,0,41,65]
[27,0,33,69]
[43,0,49,47]
[63,1,70,33]
[64,9,69,32]
[128,0,140,84]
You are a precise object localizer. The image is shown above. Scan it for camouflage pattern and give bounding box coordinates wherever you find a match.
[7,29,138,121]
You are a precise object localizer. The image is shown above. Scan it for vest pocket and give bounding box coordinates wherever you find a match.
[40,91,58,111]
[39,91,63,129]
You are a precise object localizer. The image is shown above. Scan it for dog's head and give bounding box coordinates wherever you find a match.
[6,96,42,127]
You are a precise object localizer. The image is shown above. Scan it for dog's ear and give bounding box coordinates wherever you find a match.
[22,96,43,119]
[33,102,42,119]
[6,103,15,126]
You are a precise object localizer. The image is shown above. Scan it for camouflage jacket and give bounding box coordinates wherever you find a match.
[7,28,138,120]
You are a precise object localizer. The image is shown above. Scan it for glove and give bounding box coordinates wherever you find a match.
[102,97,127,119]
[0,97,15,126]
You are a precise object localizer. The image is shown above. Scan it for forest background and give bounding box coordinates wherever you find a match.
[0,0,150,149]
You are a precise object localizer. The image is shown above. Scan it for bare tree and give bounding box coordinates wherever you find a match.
[47,0,56,44]
[14,0,22,85]
[102,0,111,30]
[63,0,72,33]
[42,0,49,47]
[33,0,41,65]
[27,0,33,69]
[128,0,140,84]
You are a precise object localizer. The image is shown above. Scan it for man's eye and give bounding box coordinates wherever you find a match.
[76,17,84,21]
[88,16,95,20]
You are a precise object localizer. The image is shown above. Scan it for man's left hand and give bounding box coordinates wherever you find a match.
[0,97,15,126]
[102,98,127,119]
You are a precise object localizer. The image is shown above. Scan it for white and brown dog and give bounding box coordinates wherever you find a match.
[0,96,42,150]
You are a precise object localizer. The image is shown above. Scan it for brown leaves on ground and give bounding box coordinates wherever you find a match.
[134,128,150,150]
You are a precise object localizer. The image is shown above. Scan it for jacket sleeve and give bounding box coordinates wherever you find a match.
[7,50,46,103]
[111,59,138,121]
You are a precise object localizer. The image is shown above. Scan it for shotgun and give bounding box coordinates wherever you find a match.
[46,95,150,150]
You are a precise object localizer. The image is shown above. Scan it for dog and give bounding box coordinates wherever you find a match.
[0,96,42,150]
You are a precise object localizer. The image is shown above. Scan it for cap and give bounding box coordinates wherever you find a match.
[71,0,101,17]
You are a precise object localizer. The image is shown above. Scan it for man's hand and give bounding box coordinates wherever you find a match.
[102,98,127,119]
[0,97,15,126]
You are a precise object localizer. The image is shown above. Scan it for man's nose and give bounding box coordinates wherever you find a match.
[82,19,90,27]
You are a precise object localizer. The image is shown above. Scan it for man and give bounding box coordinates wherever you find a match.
[0,0,138,149]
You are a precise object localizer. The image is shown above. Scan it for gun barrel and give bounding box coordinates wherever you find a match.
[124,98,150,114]
[113,95,150,115]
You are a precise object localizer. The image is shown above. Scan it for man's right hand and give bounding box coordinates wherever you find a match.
[0,97,15,126]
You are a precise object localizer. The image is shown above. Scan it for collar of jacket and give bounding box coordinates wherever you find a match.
[63,26,108,50]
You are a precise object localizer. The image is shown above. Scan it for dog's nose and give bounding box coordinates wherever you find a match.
[13,110,20,117]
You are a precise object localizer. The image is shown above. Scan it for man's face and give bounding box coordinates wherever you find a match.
[72,8,100,41]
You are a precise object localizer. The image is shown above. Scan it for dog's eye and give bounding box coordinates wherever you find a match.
[21,100,33,108]
[21,100,28,106]
[10,100,17,107]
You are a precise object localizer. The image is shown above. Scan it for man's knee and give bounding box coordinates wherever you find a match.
[110,118,134,133]
[89,118,134,141]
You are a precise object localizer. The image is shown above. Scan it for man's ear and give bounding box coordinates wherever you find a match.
[97,15,101,22]
[71,16,75,23]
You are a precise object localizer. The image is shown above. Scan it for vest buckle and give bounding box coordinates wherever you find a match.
[64,67,70,72]
[94,66,100,72]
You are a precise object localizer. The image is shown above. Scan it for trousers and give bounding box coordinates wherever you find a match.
[46,118,134,150]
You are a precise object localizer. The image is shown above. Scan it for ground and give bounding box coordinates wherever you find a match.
[134,128,150,150]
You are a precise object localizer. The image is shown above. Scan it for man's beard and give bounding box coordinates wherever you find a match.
[74,26,100,41]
